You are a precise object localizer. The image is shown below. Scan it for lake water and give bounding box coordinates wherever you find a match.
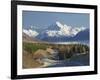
[44,41,90,67]
[38,40,90,67]
[45,53,89,67]
[49,40,89,46]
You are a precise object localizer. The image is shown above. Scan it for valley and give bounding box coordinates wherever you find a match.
[22,42,89,69]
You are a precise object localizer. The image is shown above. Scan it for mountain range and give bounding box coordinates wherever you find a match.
[23,21,89,42]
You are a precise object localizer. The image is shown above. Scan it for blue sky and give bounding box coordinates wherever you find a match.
[22,11,90,30]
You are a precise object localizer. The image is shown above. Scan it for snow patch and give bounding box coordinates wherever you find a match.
[23,29,39,37]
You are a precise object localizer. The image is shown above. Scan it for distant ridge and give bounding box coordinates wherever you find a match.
[23,32,40,42]
[39,29,89,42]
[23,21,89,42]
[23,32,48,43]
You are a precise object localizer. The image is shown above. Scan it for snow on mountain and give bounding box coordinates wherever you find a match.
[23,29,39,37]
[45,21,86,37]
[73,28,89,41]
[23,21,87,42]
[41,29,89,42]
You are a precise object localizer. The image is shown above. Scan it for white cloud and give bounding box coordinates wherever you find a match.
[23,29,39,37]
[46,21,87,37]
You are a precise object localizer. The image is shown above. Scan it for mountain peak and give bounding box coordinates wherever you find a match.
[23,21,88,42]
[40,21,88,38]
[23,29,39,37]
[56,21,64,28]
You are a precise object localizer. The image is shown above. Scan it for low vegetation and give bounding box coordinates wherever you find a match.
[23,43,48,53]
[55,44,89,59]
[23,42,89,68]
[23,42,89,59]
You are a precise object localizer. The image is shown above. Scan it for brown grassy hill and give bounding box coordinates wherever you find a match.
[23,32,40,42]
[22,50,43,68]
[23,32,48,43]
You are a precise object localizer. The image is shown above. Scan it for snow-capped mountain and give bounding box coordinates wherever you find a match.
[44,21,86,37]
[23,29,39,37]
[39,28,89,42]
[23,21,89,42]
[73,28,89,41]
